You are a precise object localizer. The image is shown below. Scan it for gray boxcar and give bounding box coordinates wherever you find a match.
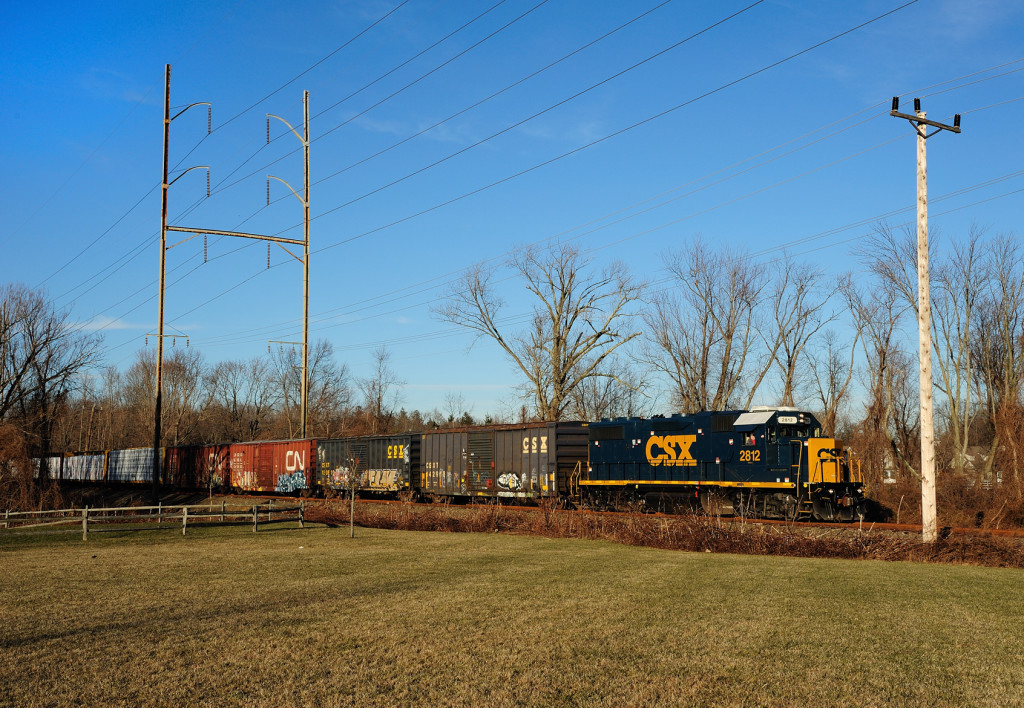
[420,422,588,500]
[62,453,106,482]
[318,434,420,494]
[106,447,155,484]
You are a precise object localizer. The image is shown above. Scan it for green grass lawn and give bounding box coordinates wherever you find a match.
[2,523,1023,707]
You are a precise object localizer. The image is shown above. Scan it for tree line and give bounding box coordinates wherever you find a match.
[2,226,1022,518]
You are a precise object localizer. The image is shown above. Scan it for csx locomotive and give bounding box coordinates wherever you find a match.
[36,407,865,522]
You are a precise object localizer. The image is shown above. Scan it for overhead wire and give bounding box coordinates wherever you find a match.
[84,9,1024,359]
[41,0,414,298]
[93,64,1023,355]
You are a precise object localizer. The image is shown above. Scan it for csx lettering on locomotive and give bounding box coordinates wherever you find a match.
[645,434,697,466]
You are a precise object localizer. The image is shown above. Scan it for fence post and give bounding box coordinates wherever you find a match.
[82,507,88,541]
[299,499,304,529]
[182,506,188,536]
[158,502,162,524]
[252,505,258,533]
[268,498,273,522]
[221,500,225,523]
[3,509,8,529]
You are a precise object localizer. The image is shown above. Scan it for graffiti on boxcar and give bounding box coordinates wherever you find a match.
[498,472,523,491]
[325,466,359,488]
[368,468,400,490]
[232,470,256,489]
[276,471,307,493]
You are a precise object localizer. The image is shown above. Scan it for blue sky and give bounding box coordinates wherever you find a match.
[2,0,1022,417]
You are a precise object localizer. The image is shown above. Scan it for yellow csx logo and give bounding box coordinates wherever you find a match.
[646,435,697,467]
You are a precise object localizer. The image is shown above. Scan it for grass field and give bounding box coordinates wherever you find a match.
[2,523,1023,707]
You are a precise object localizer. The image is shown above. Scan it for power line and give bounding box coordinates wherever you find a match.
[92,80,1020,353]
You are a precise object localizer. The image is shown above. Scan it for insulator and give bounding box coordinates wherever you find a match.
[172,338,176,347]
[206,170,210,197]
[267,118,270,145]
[267,244,271,269]
[145,336,148,346]
[267,343,271,353]
[266,178,270,206]
[954,114,961,128]
[207,106,211,134]
[204,235,208,263]
[914,97,921,113]
[186,338,190,348]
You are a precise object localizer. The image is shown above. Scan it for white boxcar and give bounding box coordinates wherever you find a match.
[106,448,154,484]
[63,453,107,482]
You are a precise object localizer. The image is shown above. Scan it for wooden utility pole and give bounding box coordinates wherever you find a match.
[889,97,961,543]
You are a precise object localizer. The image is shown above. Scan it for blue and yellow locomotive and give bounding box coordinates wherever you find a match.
[583,407,865,521]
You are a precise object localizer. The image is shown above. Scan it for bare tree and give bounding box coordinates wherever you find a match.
[841,272,917,481]
[569,356,651,421]
[972,235,1024,490]
[441,392,471,427]
[306,340,352,438]
[437,243,642,421]
[644,240,769,413]
[0,284,101,442]
[808,328,860,437]
[271,339,351,438]
[359,346,403,434]
[859,224,988,475]
[208,356,278,442]
[767,256,836,406]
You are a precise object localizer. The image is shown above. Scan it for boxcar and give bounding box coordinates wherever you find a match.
[227,439,317,494]
[164,444,231,490]
[420,422,589,500]
[318,434,420,495]
[106,447,155,484]
[61,452,106,482]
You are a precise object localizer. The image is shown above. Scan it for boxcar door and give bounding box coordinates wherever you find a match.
[467,431,494,497]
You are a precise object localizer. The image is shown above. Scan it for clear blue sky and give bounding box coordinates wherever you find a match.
[2,0,1022,417]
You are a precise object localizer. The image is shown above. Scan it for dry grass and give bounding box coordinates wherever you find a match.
[308,500,1024,569]
[2,522,1024,707]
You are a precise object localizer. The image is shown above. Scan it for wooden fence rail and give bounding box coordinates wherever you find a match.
[2,500,305,540]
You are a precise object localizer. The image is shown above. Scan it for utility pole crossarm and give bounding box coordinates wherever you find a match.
[165,225,305,246]
[890,97,962,134]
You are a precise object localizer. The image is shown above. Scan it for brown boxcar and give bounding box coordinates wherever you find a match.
[228,439,317,493]
[164,444,231,489]
[420,422,588,500]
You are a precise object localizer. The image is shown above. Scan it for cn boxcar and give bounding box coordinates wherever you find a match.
[318,434,420,495]
[227,439,317,494]
[164,444,231,490]
[420,422,589,500]
[584,408,865,521]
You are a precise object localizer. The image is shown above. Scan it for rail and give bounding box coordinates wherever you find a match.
[1,499,305,540]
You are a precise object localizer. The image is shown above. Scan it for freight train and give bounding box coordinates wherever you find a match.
[35,407,865,521]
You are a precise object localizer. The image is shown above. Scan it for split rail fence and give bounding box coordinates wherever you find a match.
[1,499,305,540]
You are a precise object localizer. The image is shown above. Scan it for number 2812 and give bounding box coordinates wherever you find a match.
[739,449,761,463]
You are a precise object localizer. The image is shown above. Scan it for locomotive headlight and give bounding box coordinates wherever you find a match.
[828,488,834,494]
